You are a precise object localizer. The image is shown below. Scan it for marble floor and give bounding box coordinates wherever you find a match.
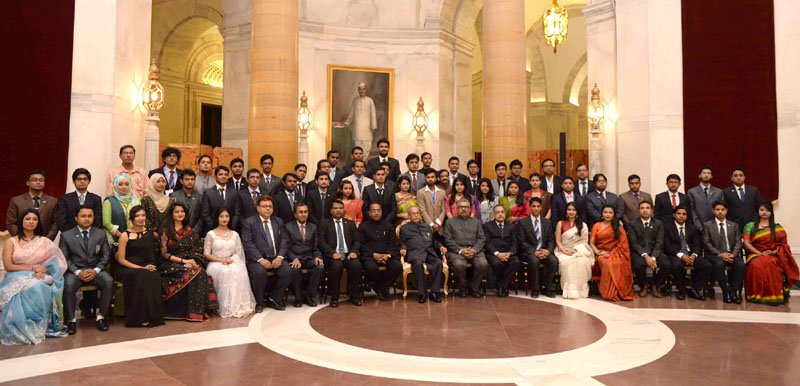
[2,291,799,386]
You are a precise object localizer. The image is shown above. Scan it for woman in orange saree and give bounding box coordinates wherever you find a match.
[743,202,799,305]
[590,204,636,302]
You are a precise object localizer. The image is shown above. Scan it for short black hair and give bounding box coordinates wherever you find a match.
[294,202,309,213]
[377,138,390,147]
[628,174,641,183]
[331,199,344,208]
[638,200,653,209]
[75,204,96,217]
[448,156,460,164]
[161,147,181,161]
[698,165,713,174]
[72,168,91,182]
[327,149,339,158]
[712,201,728,209]
[214,165,230,175]
[229,157,245,168]
[119,145,135,155]
[294,163,307,171]
[353,159,366,167]
[541,158,555,167]
[181,169,196,178]
[406,153,419,164]
[467,159,479,168]
[561,176,575,185]
[260,154,274,164]
[509,159,523,168]
[197,154,212,164]
[592,173,607,183]
[351,146,363,155]
[26,169,46,180]
[282,172,299,182]
[731,166,746,175]
[666,173,681,183]
[673,204,688,214]
[494,162,507,170]
[423,168,437,177]
[246,168,261,178]
[528,196,543,205]
[315,171,330,181]
[421,152,432,159]
[317,159,331,169]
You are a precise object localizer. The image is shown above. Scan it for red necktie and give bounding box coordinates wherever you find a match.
[412,174,417,188]
[671,193,677,208]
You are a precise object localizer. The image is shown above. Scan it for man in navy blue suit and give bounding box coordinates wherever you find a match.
[241,196,291,312]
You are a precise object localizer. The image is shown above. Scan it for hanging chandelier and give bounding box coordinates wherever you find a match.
[543,0,569,53]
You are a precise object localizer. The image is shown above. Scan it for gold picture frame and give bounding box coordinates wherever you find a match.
[327,64,394,163]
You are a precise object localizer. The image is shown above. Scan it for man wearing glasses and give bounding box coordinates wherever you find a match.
[6,169,59,240]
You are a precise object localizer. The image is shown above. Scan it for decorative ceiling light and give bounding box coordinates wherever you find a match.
[543,0,568,53]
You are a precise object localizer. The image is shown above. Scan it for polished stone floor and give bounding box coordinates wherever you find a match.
[2,291,799,385]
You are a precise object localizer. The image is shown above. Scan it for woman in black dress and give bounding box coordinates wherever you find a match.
[115,205,165,327]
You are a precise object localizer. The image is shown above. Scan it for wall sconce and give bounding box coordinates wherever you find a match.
[141,59,164,113]
[142,59,164,171]
[412,97,428,153]
[297,91,311,164]
[587,83,605,132]
[543,0,569,53]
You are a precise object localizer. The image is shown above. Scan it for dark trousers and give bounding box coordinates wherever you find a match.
[408,253,443,293]
[327,257,363,300]
[631,253,671,288]
[520,252,559,292]
[666,255,713,292]
[447,253,489,293]
[363,257,402,294]
[290,259,325,301]
[486,253,520,290]
[63,271,114,320]
[708,253,745,293]
[247,260,292,305]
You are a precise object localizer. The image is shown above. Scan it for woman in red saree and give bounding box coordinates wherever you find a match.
[743,202,799,305]
[590,204,636,301]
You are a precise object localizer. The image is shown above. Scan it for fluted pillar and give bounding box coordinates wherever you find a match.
[248,0,298,173]
[481,0,527,178]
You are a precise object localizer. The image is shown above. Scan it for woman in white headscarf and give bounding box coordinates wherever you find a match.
[102,173,141,243]
[141,173,174,233]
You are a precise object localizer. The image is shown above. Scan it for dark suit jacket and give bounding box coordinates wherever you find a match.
[550,192,586,223]
[272,190,302,225]
[358,219,399,259]
[241,215,287,264]
[702,219,742,257]
[366,156,401,181]
[296,182,309,199]
[663,221,702,257]
[57,191,103,232]
[361,182,397,224]
[654,191,692,225]
[306,188,335,224]
[148,167,183,191]
[517,216,555,255]
[318,217,361,258]
[233,187,264,228]
[627,218,664,258]
[482,220,518,255]
[227,177,247,192]
[283,220,322,263]
[58,227,112,274]
[258,174,283,197]
[200,185,239,234]
[542,175,562,195]
[399,221,442,260]
[584,190,623,229]
[722,184,763,231]
[574,179,595,198]
[6,193,59,239]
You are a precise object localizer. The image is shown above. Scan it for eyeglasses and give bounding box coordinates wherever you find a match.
[28,178,45,182]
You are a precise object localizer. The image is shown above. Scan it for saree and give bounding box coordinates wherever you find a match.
[160,227,218,321]
[555,221,595,299]
[591,223,636,302]
[744,223,800,305]
[342,198,364,224]
[395,194,418,226]
[0,237,68,345]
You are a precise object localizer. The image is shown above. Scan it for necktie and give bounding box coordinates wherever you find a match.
[671,193,677,208]
[378,188,384,201]
[298,184,304,197]
[634,192,641,206]
[498,180,504,196]
[168,170,175,189]
[79,194,85,205]
[499,222,504,233]
[219,188,225,200]
[534,218,541,250]
[235,180,241,190]
[267,176,272,187]
[33,196,40,211]
[581,181,587,196]
[472,179,477,192]
[644,221,649,228]
[738,187,745,202]
[719,222,729,252]
[357,178,363,195]
[703,187,709,197]
[251,190,258,204]
[300,223,306,241]
[288,192,295,211]
[679,226,689,254]
[263,220,276,256]
[600,191,606,203]
[82,230,89,251]
[336,220,346,255]
[412,174,418,189]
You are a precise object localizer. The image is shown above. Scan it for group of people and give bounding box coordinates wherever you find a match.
[1,140,797,346]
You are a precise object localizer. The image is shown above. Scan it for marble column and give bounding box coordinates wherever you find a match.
[481,0,527,178]
[248,0,298,174]
[221,1,252,163]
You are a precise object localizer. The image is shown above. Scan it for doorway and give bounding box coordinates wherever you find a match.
[201,103,222,147]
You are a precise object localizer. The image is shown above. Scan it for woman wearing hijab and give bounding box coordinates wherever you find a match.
[102,173,141,244]
[141,174,174,233]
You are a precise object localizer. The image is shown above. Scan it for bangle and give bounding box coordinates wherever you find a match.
[179,259,184,264]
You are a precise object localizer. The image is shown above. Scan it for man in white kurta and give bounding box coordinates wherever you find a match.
[341,82,377,155]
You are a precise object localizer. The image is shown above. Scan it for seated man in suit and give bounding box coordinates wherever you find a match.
[400,154,425,194]
[663,205,711,300]
[517,197,559,298]
[58,205,114,334]
[618,174,652,224]
[241,196,291,312]
[58,168,103,232]
[307,171,335,224]
[723,167,764,232]
[443,197,488,298]
[584,173,622,230]
[361,167,396,225]
[687,165,725,232]
[702,201,745,304]
[200,166,238,235]
[399,206,447,304]
[6,169,59,240]
[258,154,283,196]
[550,177,586,223]
[483,205,521,297]
[654,174,692,225]
[273,172,302,225]
[342,159,373,199]
[627,200,668,297]
[416,168,446,235]
[283,203,325,308]
[319,200,362,307]
[148,147,183,194]
[366,138,401,181]
[359,203,403,301]
[170,169,203,232]
[233,169,265,229]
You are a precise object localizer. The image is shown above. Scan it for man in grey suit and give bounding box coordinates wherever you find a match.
[443,198,488,298]
[170,169,203,232]
[258,154,283,196]
[686,166,724,232]
[491,162,510,197]
[400,153,425,193]
[627,201,667,298]
[702,201,744,304]
[584,173,623,230]
[59,205,114,334]
[400,206,448,304]
[618,174,653,224]
[283,203,325,308]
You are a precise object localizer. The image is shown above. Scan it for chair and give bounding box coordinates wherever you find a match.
[396,220,449,299]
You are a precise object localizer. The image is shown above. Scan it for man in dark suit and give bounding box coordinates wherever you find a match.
[233,169,265,229]
[308,159,339,193]
[573,164,595,198]
[723,167,764,231]
[294,163,309,198]
[584,173,623,230]
[148,147,183,194]
[366,138,401,181]
[258,154,283,196]
[343,146,364,178]
[702,201,745,304]
[466,159,481,194]
[307,171,335,224]
[399,206,447,303]
[550,177,586,223]
[483,204,521,297]
[58,205,113,333]
[508,159,533,194]
[283,203,325,308]
[200,166,238,235]
[6,169,59,240]
[443,197,488,298]
[517,197,559,297]
[327,149,346,187]
[627,200,667,297]
[57,168,102,232]
[272,172,302,225]
[241,196,291,312]
[227,157,247,191]
[319,200,362,307]
[399,153,425,193]
[361,167,397,225]
[654,174,692,225]
[540,158,562,195]
[359,203,403,301]
[170,170,203,232]
[687,165,724,232]
[663,205,710,300]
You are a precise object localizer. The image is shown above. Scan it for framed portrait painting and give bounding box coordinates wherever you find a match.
[328,65,393,164]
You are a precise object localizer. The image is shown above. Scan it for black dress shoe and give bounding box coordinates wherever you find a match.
[96,319,109,332]
[267,298,285,311]
[349,298,363,306]
[469,290,483,298]
[255,305,264,313]
[430,292,442,303]
[305,298,318,307]
[377,292,388,301]
[294,300,303,308]
[722,292,733,304]
[329,299,339,308]
[418,293,427,303]
[458,290,468,298]
[530,291,539,298]
[732,293,742,304]
[686,288,705,301]
[497,289,507,298]
[675,291,686,300]
[67,322,77,335]
[543,290,556,298]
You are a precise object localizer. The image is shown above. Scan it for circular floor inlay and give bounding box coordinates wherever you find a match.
[310,297,606,358]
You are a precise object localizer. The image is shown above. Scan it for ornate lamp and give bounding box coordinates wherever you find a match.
[297,91,312,164]
[141,59,164,171]
[587,83,605,132]
[543,0,569,53]
[412,97,429,153]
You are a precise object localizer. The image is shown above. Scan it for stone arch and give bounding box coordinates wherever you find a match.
[563,53,588,105]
